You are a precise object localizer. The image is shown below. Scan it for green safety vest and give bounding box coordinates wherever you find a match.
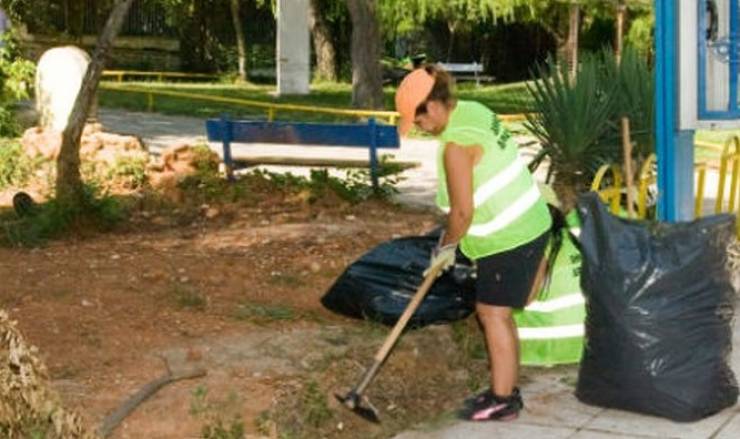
[436,100,551,260]
[513,211,585,367]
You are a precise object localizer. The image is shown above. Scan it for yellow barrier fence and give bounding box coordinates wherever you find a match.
[100,82,401,124]
[591,136,740,237]
[102,70,219,82]
[99,79,528,126]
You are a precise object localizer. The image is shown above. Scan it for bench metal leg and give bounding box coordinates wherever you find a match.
[368,118,379,191]
[221,117,235,182]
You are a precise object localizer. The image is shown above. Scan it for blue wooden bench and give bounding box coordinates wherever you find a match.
[205,117,401,189]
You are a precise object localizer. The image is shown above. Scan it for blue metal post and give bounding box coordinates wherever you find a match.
[655,0,695,221]
[221,115,235,182]
[731,0,739,113]
[368,117,379,191]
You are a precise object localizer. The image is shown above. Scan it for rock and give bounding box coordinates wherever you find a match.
[205,207,220,219]
[147,144,220,199]
[21,124,145,165]
[148,171,182,203]
[310,262,321,273]
[160,144,219,175]
[21,127,62,160]
[81,299,93,307]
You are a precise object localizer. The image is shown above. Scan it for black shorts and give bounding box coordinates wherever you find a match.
[475,231,550,309]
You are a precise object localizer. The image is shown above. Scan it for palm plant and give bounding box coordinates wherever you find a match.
[601,46,655,161]
[525,52,619,210]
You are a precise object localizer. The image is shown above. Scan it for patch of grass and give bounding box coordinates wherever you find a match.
[232,302,295,323]
[457,81,533,115]
[98,80,532,122]
[300,380,333,429]
[177,145,251,205]
[190,385,245,439]
[695,129,740,162]
[267,271,302,287]
[171,284,207,311]
[0,184,126,247]
[254,411,276,437]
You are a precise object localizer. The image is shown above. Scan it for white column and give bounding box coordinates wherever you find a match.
[276,0,310,95]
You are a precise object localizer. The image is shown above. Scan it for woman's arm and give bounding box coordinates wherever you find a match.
[441,142,482,246]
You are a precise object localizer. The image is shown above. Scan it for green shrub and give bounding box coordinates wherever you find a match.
[107,155,149,189]
[0,184,126,247]
[0,140,40,190]
[525,46,654,209]
[0,32,35,137]
[253,154,405,204]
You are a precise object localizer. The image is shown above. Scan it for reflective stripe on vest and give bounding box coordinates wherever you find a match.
[522,292,584,313]
[513,227,585,366]
[438,163,544,236]
[440,157,527,213]
[517,324,584,340]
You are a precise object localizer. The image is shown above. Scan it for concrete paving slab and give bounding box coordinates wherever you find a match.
[568,429,658,438]
[582,407,736,439]
[518,369,602,429]
[393,421,574,439]
[714,411,740,438]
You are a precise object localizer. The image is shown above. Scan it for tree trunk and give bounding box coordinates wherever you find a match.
[309,0,337,81]
[615,1,626,64]
[566,2,580,80]
[446,20,457,62]
[346,0,384,109]
[230,0,248,81]
[56,0,134,204]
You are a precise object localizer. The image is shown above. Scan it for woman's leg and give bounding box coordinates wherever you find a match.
[476,302,518,396]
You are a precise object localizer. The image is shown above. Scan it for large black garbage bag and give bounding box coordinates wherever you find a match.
[575,192,739,421]
[321,230,476,328]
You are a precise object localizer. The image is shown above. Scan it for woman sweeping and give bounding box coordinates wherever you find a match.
[395,65,552,421]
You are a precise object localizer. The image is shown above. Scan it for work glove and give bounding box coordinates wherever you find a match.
[423,232,457,277]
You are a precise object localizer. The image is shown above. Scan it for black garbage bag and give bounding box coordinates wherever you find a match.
[320,230,477,328]
[575,192,739,422]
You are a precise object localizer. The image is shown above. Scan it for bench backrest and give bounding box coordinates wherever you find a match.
[206,119,400,149]
[437,62,483,73]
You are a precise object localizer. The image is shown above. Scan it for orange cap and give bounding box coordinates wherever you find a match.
[395,68,435,136]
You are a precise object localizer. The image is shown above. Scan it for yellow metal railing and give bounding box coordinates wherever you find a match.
[99,78,527,126]
[590,163,623,214]
[102,70,219,82]
[714,136,740,214]
[99,82,402,124]
[591,136,740,237]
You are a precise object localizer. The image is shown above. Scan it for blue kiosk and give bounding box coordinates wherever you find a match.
[657,1,740,221]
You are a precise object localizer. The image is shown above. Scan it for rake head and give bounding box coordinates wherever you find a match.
[335,390,380,423]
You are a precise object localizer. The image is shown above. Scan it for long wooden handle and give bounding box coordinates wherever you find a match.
[621,117,636,218]
[373,263,443,362]
[353,263,443,395]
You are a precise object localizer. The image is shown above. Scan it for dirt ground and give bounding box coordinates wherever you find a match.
[0,180,496,438]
